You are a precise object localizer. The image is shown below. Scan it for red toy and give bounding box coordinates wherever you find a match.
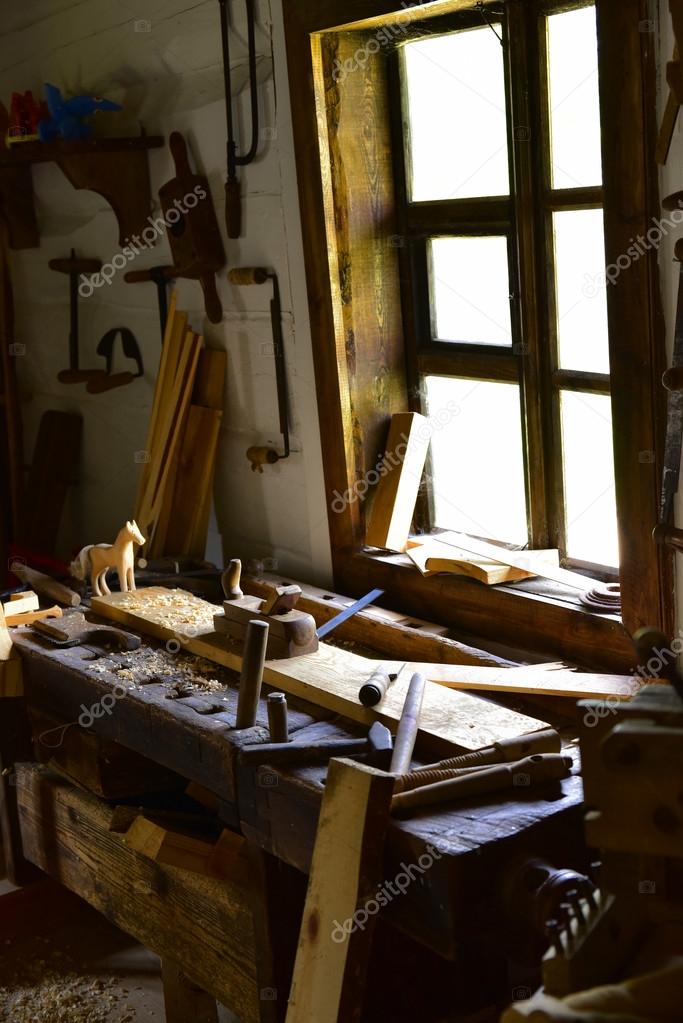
[6,91,48,144]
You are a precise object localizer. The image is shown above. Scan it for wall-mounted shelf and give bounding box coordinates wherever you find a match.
[0,134,164,250]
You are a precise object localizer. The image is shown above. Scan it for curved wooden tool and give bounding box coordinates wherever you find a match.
[159,132,225,323]
[32,611,141,650]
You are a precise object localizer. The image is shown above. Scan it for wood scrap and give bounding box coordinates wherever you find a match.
[400,662,642,701]
[2,590,39,616]
[124,815,218,875]
[365,411,431,552]
[4,604,62,628]
[0,606,22,696]
[406,538,560,585]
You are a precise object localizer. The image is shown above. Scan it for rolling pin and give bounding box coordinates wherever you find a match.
[10,562,81,607]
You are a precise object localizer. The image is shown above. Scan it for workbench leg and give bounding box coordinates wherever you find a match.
[0,695,39,886]
[161,958,219,1023]
[246,844,305,1023]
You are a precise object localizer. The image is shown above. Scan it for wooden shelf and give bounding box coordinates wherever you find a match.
[0,134,165,249]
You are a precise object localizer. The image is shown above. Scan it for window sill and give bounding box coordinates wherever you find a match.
[334,548,634,674]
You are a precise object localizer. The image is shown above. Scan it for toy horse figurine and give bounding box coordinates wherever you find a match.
[70,521,146,597]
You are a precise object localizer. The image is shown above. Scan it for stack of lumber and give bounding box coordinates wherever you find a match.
[134,293,226,559]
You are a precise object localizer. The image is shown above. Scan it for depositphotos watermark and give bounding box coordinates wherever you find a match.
[582,631,682,728]
[583,204,683,297]
[332,1,420,82]
[331,845,442,943]
[78,184,207,297]
[331,401,460,514]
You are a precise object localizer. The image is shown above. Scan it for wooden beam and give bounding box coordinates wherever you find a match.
[91,587,550,754]
[16,763,260,1023]
[286,759,394,1023]
[161,959,218,1023]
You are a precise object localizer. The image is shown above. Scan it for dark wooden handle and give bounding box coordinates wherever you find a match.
[169,131,194,182]
[225,177,241,239]
[222,559,243,599]
[49,257,102,275]
[200,274,223,324]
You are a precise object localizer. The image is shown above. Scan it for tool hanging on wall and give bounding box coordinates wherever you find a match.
[218,0,260,238]
[158,132,225,323]
[86,328,144,394]
[228,267,291,472]
[124,266,175,343]
[48,249,102,384]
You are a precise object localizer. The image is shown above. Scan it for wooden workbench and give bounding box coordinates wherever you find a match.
[7,621,587,1022]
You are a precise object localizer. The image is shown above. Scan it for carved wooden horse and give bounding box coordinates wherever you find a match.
[71,520,146,597]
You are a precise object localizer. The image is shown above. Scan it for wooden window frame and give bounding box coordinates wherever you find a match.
[283,0,673,671]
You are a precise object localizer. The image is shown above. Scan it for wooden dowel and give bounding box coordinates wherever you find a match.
[222,558,243,599]
[358,666,393,707]
[389,672,425,774]
[236,620,269,729]
[267,692,289,742]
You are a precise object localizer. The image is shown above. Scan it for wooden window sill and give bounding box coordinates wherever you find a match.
[334,549,634,674]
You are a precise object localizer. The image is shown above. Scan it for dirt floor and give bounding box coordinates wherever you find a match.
[0,879,237,1022]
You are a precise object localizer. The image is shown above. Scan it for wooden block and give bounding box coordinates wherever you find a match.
[3,591,39,617]
[212,616,293,660]
[216,596,319,658]
[0,608,22,697]
[124,815,217,874]
[16,764,260,1022]
[286,759,395,1023]
[365,412,431,552]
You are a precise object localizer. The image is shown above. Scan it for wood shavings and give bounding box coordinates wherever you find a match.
[0,960,132,1022]
[107,645,232,695]
[114,588,217,634]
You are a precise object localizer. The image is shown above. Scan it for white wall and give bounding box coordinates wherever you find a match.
[0,0,333,584]
[657,0,683,631]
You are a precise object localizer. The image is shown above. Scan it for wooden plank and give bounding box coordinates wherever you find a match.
[286,759,394,1023]
[91,587,550,753]
[405,540,561,585]
[402,663,642,701]
[163,406,222,556]
[365,412,431,552]
[16,763,260,1023]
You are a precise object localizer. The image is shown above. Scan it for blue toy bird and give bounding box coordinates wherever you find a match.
[38,84,122,142]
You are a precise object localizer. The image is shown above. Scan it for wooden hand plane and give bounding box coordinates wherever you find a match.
[213,560,319,659]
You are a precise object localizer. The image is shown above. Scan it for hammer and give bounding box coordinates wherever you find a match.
[240,720,393,769]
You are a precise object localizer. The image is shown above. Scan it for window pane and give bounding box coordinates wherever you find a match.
[425,376,528,545]
[561,391,618,567]
[403,27,509,201]
[547,6,602,189]
[430,236,512,346]
[553,209,610,374]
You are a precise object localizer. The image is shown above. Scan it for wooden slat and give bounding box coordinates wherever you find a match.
[402,663,642,701]
[164,406,222,557]
[91,587,549,753]
[16,763,260,1023]
[286,759,394,1023]
[365,412,431,552]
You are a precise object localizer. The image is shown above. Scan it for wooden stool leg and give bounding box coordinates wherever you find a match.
[161,958,219,1023]
[285,759,395,1023]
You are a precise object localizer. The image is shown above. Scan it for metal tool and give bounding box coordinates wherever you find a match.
[358,666,398,707]
[124,265,175,343]
[659,243,683,524]
[389,672,426,774]
[412,728,562,774]
[267,692,289,742]
[229,268,291,471]
[240,720,393,768]
[316,588,385,640]
[218,0,260,238]
[86,328,144,393]
[48,249,103,384]
[235,619,269,728]
[392,753,573,816]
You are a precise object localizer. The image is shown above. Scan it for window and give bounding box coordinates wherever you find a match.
[284,0,671,667]
[394,3,618,573]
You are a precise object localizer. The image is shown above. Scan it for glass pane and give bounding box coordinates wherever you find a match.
[425,375,528,545]
[561,391,618,567]
[403,26,509,201]
[430,236,512,346]
[553,209,610,374]
[547,6,602,189]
